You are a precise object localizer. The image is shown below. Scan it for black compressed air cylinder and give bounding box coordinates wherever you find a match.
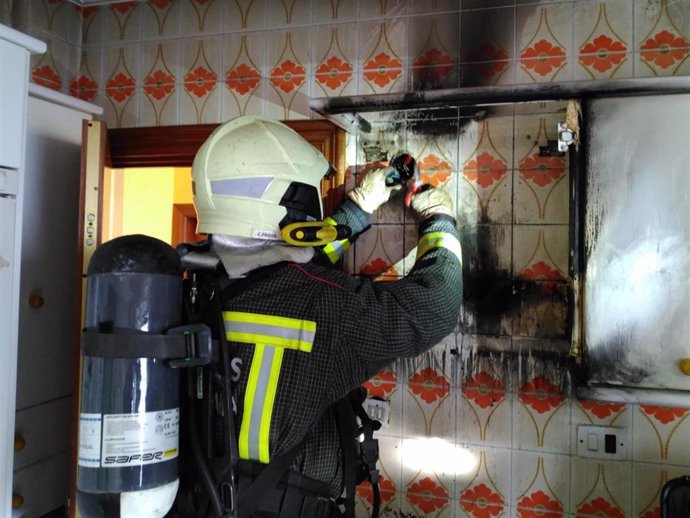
[76,235,182,518]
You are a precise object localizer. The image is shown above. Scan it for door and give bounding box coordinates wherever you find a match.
[583,93,690,392]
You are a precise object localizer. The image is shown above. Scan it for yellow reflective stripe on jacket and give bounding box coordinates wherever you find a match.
[416,232,462,265]
[322,216,351,264]
[224,311,315,463]
[224,311,315,352]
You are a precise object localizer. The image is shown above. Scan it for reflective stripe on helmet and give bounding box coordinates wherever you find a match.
[416,232,462,265]
[210,177,273,198]
[223,311,316,463]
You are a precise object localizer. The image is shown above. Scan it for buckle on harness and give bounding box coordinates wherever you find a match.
[167,324,213,368]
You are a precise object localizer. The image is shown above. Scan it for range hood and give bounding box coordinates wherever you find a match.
[310,75,690,133]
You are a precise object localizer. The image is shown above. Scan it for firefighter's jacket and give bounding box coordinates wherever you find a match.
[221,199,463,497]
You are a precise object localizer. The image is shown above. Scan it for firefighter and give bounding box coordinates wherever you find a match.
[182,115,463,518]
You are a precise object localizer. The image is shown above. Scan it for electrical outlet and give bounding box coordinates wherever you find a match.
[577,425,628,460]
[363,398,390,428]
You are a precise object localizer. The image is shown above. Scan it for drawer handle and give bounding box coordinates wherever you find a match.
[29,294,44,308]
[12,493,24,509]
[14,435,25,452]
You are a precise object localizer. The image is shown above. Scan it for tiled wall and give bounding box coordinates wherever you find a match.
[8,0,690,516]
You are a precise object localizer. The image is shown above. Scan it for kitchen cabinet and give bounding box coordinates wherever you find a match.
[0,24,45,518]
[579,93,690,405]
[11,85,101,518]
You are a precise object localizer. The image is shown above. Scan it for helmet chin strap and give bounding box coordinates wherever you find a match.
[212,234,315,279]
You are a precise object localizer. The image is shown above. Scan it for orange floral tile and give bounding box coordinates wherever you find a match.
[69,75,98,101]
[270,59,306,94]
[460,482,506,517]
[521,39,566,77]
[105,71,135,103]
[184,66,217,98]
[407,477,450,515]
[225,63,260,96]
[517,489,564,518]
[363,52,402,88]
[576,496,625,518]
[640,30,690,69]
[144,69,174,101]
[315,56,353,91]
[362,369,398,399]
[580,35,628,73]
[32,64,62,90]
[409,367,450,405]
[463,371,505,410]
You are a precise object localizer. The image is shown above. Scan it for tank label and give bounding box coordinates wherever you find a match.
[78,413,103,468]
[101,408,179,467]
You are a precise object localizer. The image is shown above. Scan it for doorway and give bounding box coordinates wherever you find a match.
[102,166,202,247]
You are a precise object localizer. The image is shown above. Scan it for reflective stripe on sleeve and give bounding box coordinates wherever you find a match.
[416,232,462,265]
[224,311,315,463]
[322,216,351,264]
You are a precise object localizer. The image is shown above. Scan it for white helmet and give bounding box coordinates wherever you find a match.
[192,116,332,240]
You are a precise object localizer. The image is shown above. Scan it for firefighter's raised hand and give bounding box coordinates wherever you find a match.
[347,166,402,214]
[410,186,455,220]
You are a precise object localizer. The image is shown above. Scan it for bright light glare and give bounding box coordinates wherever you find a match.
[628,250,661,284]
[401,438,479,475]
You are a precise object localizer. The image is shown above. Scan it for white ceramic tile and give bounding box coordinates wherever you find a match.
[140,40,180,89]
[223,0,266,31]
[458,363,513,448]
[141,0,181,39]
[512,451,570,516]
[139,83,179,126]
[513,387,571,454]
[312,0,358,23]
[512,225,569,280]
[570,457,632,518]
[102,1,142,44]
[403,376,456,442]
[359,0,409,20]
[408,15,459,90]
[353,224,405,278]
[311,24,359,98]
[632,404,690,465]
[456,446,512,518]
[632,463,689,518]
[357,20,407,95]
[267,0,311,28]
[180,0,222,36]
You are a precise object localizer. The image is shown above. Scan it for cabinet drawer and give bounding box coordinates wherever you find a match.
[13,396,72,471]
[12,451,70,518]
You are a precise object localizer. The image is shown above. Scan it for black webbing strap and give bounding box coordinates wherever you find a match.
[235,440,306,517]
[334,397,357,518]
[82,329,186,358]
[82,325,212,366]
[354,402,381,518]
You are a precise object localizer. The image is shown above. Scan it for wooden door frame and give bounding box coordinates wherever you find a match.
[171,202,203,245]
[107,120,347,214]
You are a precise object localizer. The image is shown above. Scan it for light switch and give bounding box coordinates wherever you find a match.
[577,424,627,460]
[587,432,598,451]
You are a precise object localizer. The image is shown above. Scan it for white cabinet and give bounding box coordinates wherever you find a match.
[0,38,27,170]
[11,85,101,518]
[0,24,45,518]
